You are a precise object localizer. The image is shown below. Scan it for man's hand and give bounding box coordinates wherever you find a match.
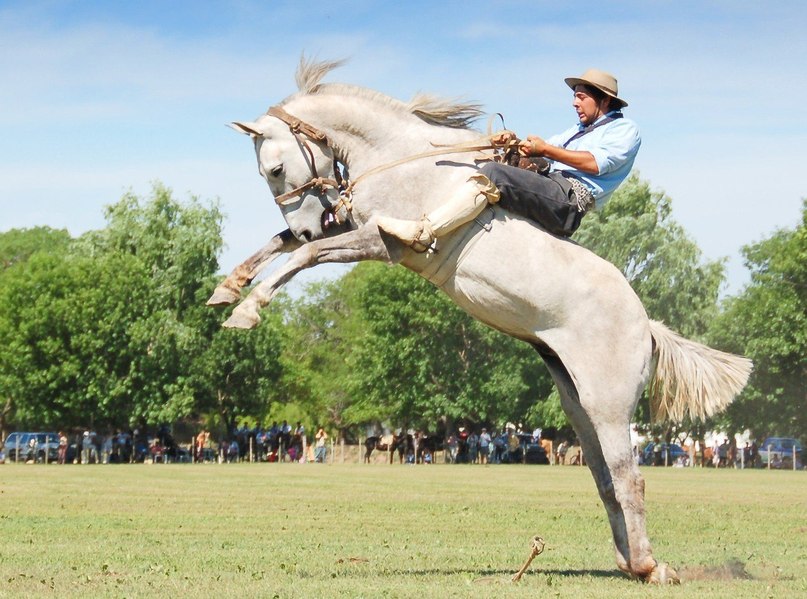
[491,130,517,146]
[519,134,548,157]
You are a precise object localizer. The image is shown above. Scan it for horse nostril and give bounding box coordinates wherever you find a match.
[270,165,284,178]
[299,230,313,242]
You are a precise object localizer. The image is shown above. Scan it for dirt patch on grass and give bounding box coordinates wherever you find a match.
[679,559,753,581]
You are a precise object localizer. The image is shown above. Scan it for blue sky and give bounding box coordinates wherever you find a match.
[2,1,805,295]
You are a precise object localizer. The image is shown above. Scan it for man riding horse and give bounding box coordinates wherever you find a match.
[377,69,640,246]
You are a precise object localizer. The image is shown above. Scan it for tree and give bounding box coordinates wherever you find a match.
[0,227,71,271]
[0,228,78,434]
[338,262,552,432]
[191,287,289,436]
[76,184,225,425]
[280,278,368,436]
[0,185,230,433]
[709,199,806,439]
[576,174,724,338]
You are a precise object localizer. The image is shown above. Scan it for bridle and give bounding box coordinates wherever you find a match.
[264,104,516,223]
[265,106,345,208]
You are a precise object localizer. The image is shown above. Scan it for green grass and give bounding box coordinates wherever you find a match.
[0,463,805,598]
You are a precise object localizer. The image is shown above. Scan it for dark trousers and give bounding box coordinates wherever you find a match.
[479,162,583,237]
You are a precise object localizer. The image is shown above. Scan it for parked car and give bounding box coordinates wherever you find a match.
[757,437,803,469]
[642,442,688,466]
[1,432,60,463]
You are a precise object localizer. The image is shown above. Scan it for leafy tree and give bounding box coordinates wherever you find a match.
[76,184,225,426]
[0,228,76,434]
[709,199,806,440]
[0,185,231,433]
[339,263,552,432]
[576,174,724,338]
[0,226,71,271]
[191,289,289,436]
[281,279,367,436]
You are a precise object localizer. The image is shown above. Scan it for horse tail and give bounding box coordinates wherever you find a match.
[648,320,752,422]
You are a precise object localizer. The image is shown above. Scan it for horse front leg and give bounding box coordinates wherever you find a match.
[207,229,302,306]
[223,224,396,329]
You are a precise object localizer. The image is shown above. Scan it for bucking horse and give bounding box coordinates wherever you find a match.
[207,58,752,583]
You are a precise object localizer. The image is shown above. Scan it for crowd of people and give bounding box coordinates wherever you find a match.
[7,424,794,470]
[0,422,330,465]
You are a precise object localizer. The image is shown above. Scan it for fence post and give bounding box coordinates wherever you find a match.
[767,444,772,470]
[794,445,797,471]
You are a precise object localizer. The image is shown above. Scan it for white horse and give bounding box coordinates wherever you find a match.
[209,59,751,583]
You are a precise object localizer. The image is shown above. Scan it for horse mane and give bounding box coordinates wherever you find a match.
[291,56,484,129]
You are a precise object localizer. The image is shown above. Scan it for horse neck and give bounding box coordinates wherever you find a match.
[285,93,476,171]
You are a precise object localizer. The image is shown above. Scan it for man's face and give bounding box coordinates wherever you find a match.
[572,85,608,125]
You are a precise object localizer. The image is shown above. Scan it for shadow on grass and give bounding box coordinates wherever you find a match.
[386,567,625,580]
[382,561,756,583]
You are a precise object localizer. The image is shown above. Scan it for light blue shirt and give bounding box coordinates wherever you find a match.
[545,111,641,209]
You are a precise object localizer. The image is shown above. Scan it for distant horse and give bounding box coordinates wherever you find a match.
[364,433,412,464]
[363,435,390,463]
[209,58,752,583]
[416,434,444,464]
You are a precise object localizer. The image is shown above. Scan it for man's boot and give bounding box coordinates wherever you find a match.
[376,173,500,249]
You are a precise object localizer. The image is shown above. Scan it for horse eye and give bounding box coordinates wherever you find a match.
[270,165,284,178]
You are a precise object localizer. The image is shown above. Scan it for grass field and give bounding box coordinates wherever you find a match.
[0,462,805,598]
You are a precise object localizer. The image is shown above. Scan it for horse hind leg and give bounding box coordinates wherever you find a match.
[538,349,679,584]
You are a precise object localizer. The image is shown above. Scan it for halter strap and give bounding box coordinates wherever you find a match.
[267,106,329,144]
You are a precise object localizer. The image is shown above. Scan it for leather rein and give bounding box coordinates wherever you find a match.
[265,105,513,222]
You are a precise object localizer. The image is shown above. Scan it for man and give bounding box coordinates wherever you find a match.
[377,69,640,245]
[478,428,491,464]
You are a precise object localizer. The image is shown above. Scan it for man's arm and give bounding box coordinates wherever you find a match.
[520,135,599,174]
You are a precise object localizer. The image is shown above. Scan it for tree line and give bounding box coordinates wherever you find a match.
[1,177,804,443]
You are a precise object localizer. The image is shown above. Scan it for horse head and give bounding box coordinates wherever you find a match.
[231,114,349,243]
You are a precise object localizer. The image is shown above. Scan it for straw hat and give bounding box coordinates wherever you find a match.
[565,68,628,108]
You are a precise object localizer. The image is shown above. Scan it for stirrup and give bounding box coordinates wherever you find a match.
[408,218,435,253]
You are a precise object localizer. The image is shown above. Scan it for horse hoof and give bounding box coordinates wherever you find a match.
[207,286,241,307]
[222,308,260,329]
[646,562,680,585]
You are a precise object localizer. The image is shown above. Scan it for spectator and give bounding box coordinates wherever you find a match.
[57,431,68,465]
[467,430,479,464]
[195,430,209,462]
[718,440,729,468]
[83,431,99,464]
[492,431,506,464]
[653,439,663,466]
[315,427,328,463]
[478,428,491,464]
[506,429,521,463]
[556,439,568,465]
[227,439,240,463]
[102,434,113,464]
[457,427,469,463]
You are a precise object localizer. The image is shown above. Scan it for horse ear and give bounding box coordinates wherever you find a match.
[229,121,263,137]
